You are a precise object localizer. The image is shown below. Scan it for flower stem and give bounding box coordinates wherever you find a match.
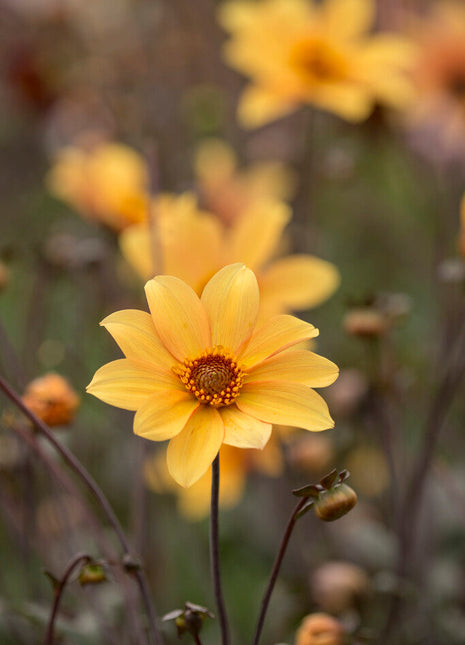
[0,374,164,645]
[45,552,91,645]
[252,497,307,645]
[210,454,230,645]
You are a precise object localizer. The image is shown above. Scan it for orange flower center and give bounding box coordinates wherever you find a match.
[290,38,348,84]
[173,347,244,408]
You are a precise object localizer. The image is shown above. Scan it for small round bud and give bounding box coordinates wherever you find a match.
[343,308,388,338]
[22,373,80,426]
[314,483,357,522]
[295,612,345,645]
[311,561,371,613]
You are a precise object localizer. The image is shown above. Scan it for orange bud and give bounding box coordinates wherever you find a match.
[295,612,345,645]
[22,373,80,427]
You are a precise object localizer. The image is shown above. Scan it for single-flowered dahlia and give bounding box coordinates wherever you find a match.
[87,264,338,486]
[219,0,416,128]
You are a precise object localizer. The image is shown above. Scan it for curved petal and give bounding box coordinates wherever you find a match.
[134,390,199,441]
[119,224,154,282]
[86,359,181,411]
[227,200,291,270]
[167,406,224,487]
[221,405,272,449]
[323,0,374,40]
[240,314,319,367]
[100,309,175,371]
[201,263,259,353]
[246,350,339,387]
[145,275,211,362]
[237,84,298,129]
[259,255,340,316]
[237,382,334,431]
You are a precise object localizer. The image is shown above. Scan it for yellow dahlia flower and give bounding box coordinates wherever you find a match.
[219,0,416,127]
[47,141,149,231]
[87,264,338,487]
[120,193,340,321]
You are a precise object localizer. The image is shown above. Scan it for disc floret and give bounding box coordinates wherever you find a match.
[173,346,244,408]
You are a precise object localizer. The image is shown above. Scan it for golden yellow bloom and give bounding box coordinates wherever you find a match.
[407,2,465,160]
[87,264,338,487]
[194,139,295,224]
[219,0,416,127]
[120,193,340,321]
[145,436,284,520]
[47,141,149,230]
[22,373,80,427]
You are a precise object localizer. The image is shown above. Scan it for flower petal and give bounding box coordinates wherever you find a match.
[259,255,340,317]
[145,275,211,361]
[227,200,291,270]
[240,314,319,367]
[86,359,182,411]
[134,390,199,441]
[323,0,374,40]
[221,405,272,449]
[100,309,175,371]
[237,84,298,129]
[201,263,259,353]
[167,406,224,487]
[119,224,154,282]
[237,382,334,431]
[246,350,339,387]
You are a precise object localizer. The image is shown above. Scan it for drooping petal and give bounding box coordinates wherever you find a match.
[237,382,334,431]
[240,314,319,367]
[237,84,298,129]
[134,390,199,441]
[323,0,374,40]
[167,406,224,487]
[221,405,272,449]
[311,82,373,122]
[259,255,340,317]
[145,275,211,362]
[86,359,181,410]
[245,350,339,387]
[100,310,175,371]
[201,263,259,353]
[227,200,291,270]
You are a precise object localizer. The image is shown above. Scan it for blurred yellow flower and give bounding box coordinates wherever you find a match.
[219,0,416,128]
[144,438,283,520]
[47,141,149,230]
[407,2,465,160]
[295,612,345,645]
[194,139,295,224]
[87,264,338,487]
[120,192,340,321]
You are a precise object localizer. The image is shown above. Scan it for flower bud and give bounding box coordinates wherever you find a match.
[79,563,107,586]
[22,373,80,427]
[343,308,388,338]
[295,613,345,645]
[311,561,371,613]
[314,483,357,522]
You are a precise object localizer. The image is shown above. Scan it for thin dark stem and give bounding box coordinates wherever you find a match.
[193,635,203,645]
[252,497,307,645]
[0,374,163,645]
[210,454,230,645]
[44,552,91,645]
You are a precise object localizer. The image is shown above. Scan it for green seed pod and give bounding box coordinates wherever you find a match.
[314,483,357,522]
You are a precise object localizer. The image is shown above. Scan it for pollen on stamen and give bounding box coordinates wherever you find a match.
[173,346,245,408]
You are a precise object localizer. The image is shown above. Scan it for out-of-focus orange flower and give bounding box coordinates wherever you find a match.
[120,193,340,322]
[218,0,416,128]
[311,561,371,613]
[407,2,465,161]
[295,612,345,645]
[22,373,80,426]
[144,436,284,520]
[194,139,295,225]
[47,141,149,231]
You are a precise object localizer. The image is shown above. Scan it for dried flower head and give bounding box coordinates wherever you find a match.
[22,373,80,427]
